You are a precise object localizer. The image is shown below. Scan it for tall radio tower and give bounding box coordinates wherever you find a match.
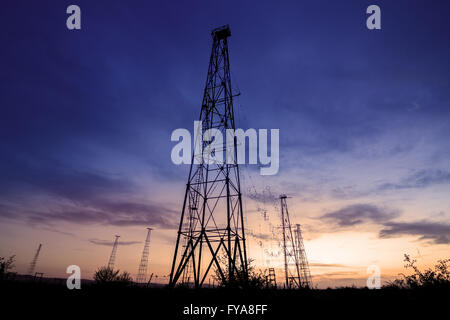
[136,228,153,283]
[28,243,42,275]
[170,25,248,288]
[107,235,120,269]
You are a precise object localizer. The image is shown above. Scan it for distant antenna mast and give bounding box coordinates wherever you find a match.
[136,228,153,283]
[280,195,303,288]
[267,267,277,288]
[28,243,42,275]
[294,224,312,287]
[107,235,120,269]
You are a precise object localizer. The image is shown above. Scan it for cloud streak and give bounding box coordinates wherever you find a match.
[379,221,450,244]
[89,238,141,246]
[378,169,450,191]
[11,201,177,229]
[320,204,399,227]
[320,203,450,244]
[0,192,179,229]
[309,262,352,268]
[0,158,180,229]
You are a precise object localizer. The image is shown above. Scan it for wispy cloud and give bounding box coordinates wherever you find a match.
[379,220,450,244]
[378,169,450,191]
[89,238,141,246]
[309,262,352,268]
[320,204,399,227]
[0,196,178,229]
[316,271,360,277]
[320,203,450,245]
[24,201,177,228]
[0,164,179,229]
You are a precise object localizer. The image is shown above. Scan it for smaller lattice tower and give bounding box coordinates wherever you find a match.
[267,268,277,288]
[294,224,312,287]
[28,243,42,275]
[280,195,301,288]
[136,228,153,283]
[107,235,120,269]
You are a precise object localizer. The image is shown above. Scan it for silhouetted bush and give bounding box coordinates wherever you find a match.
[213,257,268,289]
[93,266,132,286]
[0,255,15,280]
[386,254,450,289]
[116,271,132,284]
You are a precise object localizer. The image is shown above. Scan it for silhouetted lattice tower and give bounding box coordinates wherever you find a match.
[136,228,153,283]
[294,224,312,287]
[280,195,304,288]
[107,235,120,269]
[28,243,42,275]
[170,25,248,288]
[267,267,277,288]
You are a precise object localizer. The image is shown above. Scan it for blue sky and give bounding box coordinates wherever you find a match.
[1,0,449,285]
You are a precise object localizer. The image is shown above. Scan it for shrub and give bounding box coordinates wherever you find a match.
[0,255,16,280]
[386,254,450,289]
[213,256,268,289]
[93,266,133,286]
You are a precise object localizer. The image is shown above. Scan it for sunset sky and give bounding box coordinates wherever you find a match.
[1,0,449,288]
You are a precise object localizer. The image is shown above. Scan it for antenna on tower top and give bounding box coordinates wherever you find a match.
[107,235,120,269]
[136,228,153,283]
[28,243,42,275]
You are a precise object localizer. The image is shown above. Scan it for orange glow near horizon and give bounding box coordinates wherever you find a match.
[1,197,448,289]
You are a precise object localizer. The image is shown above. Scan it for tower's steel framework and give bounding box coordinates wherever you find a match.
[107,235,120,269]
[170,25,248,288]
[136,228,153,283]
[294,224,312,287]
[280,195,300,288]
[280,195,312,288]
[28,243,42,275]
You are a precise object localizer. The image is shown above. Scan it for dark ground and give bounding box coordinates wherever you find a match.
[1,279,447,318]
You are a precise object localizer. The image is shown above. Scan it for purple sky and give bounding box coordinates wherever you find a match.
[1,0,449,286]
